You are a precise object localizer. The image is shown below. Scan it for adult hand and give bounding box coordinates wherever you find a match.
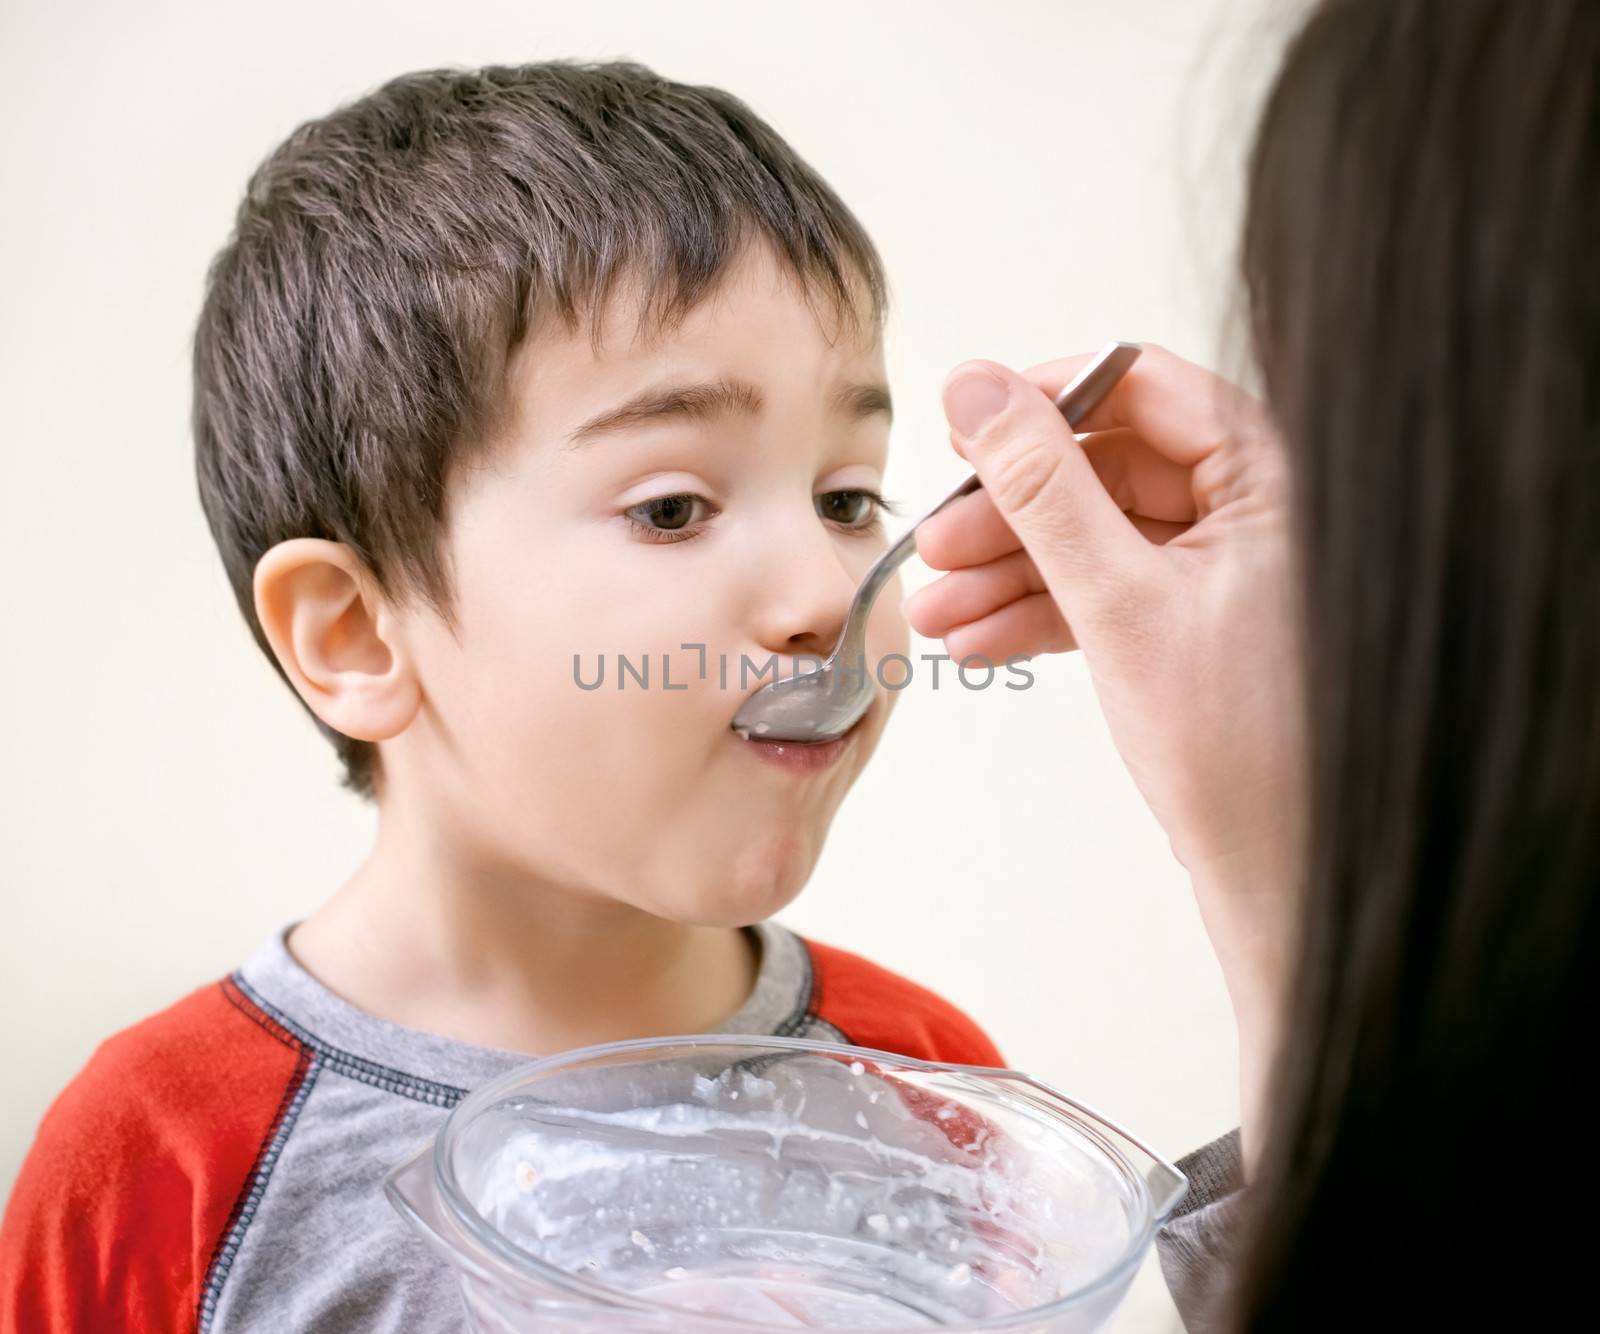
[905,346,1304,1166]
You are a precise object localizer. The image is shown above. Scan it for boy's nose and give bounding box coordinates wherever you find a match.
[747,536,857,663]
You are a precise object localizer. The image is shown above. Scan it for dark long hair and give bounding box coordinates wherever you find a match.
[1236,1,1600,1326]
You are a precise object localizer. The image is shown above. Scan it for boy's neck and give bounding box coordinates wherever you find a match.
[285,809,761,1056]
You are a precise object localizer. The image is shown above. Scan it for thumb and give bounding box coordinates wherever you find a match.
[943,360,1154,600]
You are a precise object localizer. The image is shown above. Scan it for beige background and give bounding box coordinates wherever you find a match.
[0,0,1293,1326]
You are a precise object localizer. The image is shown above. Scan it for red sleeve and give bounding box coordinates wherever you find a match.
[802,937,1006,1068]
[0,978,311,1334]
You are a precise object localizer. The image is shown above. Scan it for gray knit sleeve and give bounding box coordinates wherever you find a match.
[1155,1128,1247,1332]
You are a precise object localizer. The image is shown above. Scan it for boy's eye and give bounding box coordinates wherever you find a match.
[625,493,710,542]
[816,489,885,529]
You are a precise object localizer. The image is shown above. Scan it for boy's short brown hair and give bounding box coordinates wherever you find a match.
[193,62,886,799]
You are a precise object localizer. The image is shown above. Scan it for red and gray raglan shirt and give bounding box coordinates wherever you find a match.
[0,921,1003,1333]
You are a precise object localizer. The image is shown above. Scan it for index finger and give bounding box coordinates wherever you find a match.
[1022,343,1275,466]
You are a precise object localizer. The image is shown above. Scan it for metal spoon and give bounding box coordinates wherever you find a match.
[732,340,1143,744]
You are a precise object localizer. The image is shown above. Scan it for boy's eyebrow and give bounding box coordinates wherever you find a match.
[565,379,764,446]
[833,380,894,423]
[565,376,893,446]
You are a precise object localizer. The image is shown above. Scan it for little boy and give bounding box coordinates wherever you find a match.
[0,62,1001,1331]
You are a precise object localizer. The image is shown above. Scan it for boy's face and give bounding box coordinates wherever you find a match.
[396,244,907,926]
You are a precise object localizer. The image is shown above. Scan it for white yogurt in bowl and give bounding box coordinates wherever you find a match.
[387,1036,1185,1332]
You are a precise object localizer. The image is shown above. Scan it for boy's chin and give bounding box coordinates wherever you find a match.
[654,880,807,931]
[647,836,819,929]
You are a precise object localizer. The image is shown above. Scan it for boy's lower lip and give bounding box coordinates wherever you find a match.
[734,712,866,774]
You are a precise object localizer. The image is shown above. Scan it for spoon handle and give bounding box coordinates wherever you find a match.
[838,341,1143,650]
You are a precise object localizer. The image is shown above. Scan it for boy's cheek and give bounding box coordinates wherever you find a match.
[871,595,913,662]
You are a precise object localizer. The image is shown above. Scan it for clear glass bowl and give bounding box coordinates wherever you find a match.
[387,1035,1186,1332]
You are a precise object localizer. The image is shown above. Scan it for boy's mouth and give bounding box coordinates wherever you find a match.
[731,700,871,775]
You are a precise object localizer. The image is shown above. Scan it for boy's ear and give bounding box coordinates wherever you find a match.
[252,539,421,743]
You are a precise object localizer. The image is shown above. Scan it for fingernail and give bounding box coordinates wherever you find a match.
[943,368,1011,439]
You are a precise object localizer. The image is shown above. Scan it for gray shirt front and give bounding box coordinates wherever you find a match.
[205,922,1240,1332]
[204,921,841,1333]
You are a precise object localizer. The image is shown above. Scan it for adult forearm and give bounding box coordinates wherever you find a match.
[1191,849,1300,1174]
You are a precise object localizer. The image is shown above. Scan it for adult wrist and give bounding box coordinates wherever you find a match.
[1187,850,1301,1175]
